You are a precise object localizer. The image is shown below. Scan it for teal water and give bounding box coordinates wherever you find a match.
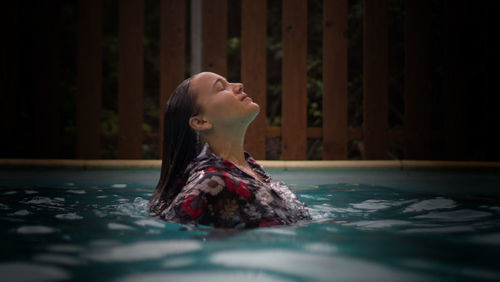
[1,168,500,281]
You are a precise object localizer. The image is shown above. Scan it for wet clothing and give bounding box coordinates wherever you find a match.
[154,142,311,228]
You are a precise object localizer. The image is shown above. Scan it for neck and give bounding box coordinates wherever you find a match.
[203,124,248,167]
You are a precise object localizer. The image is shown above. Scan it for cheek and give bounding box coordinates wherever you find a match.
[205,94,242,121]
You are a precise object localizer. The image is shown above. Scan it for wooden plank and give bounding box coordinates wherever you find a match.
[118,0,144,159]
[282,0,307,160]
[322,0,348,160]
[202,0,227,76]
[159,0,186,158]
[0,2,18,157]
[363,0,388,159]
[76,0,102,159]
[241,0,267,159]
[443,0,466,160]
[190,0,202,74]
[405,0,431,160]
[36,0,61,158]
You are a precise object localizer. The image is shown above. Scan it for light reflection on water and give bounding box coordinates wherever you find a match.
[1,178,500,281]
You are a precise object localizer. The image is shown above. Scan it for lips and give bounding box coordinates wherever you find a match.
[239,94,249,101]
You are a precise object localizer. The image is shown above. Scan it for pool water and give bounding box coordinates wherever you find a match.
[1,167,500,281]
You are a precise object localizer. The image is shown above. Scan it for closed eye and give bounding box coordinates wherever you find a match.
[216,81,226,92]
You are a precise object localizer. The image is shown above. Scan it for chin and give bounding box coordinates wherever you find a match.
[246,103,260,121]
[250,102,261,112]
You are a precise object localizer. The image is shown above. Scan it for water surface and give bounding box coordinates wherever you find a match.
[1,167,500,281]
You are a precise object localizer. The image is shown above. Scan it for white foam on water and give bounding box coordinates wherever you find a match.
[3,191,16,195]
[403,197,456,213]
[468,232,500,245]
[85,240,201,262]
[97,195,108,198]
[134,219,166,228]
[54,197,65,202]
[210,250,434,281]
[89,239,121,247]
[22,196,63,206]
[66,190,86,194]
[343,220,412,229]
[17,225,58,234]
[9,209,31,216]
[64,182,75,186]
[351,199,416,212]
[303,243,338,254]
[0,203,10,210]
[94,210,108,218]
[46,244,84,253]
[122,271,290,282]
[488,206,500,212]
[117,198,129,202]
[413,209,491,222]
[0,262,70,282]
[118,271,290,282]
[55,213,83,220]
[255,227,296,236]
[33,253,83,266]
[112,184,127,188]
[25,190,38,194]
[116,197,150,217]
[401,225,475,234]
[108,222,135,230]
[163,257,196,268]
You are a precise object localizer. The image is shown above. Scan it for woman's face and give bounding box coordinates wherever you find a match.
[189,72,260,130]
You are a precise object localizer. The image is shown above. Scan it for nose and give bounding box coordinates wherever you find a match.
[233,83,244,94]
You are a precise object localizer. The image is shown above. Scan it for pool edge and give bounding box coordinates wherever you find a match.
[1,158,500,169]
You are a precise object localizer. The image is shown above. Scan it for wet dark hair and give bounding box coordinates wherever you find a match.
[149,76,201,216]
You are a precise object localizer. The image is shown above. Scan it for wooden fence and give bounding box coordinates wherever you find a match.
[1,0,492,161]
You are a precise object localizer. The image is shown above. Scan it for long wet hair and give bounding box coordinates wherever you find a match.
[149,76,201,216]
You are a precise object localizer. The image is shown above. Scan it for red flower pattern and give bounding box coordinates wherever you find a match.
[204,166,218,173]
[222,170,251,199]
[259,219,281,227]
[181,194,207,219]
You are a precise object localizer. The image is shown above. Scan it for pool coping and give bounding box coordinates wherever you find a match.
[1,158,500,169]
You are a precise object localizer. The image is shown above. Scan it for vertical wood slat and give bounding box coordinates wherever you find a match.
[363,0,388,159]
[190,0,202,75]
[36,0,61,158]
[282,0,307,160]
[202,0,227,76]
[159,0,186,158]
[443,0,466,160]
[76,0,102,159]
[0,2,18,157]
[322,0,348,160]
[242,0,267,160]
[118,0,144,159]
[405,0,430,160]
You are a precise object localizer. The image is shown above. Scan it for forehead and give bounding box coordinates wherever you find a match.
[191,72,225,91]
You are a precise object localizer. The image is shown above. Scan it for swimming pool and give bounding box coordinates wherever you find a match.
[1,166,500,281]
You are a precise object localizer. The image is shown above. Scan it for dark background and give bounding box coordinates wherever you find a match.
[1,0,499,161]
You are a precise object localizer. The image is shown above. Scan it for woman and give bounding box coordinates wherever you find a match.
[149,72,311,228]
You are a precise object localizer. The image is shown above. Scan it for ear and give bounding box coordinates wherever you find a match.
[189,115,212,132]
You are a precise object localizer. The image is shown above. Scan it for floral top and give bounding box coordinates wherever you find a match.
[155,142,311,228]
